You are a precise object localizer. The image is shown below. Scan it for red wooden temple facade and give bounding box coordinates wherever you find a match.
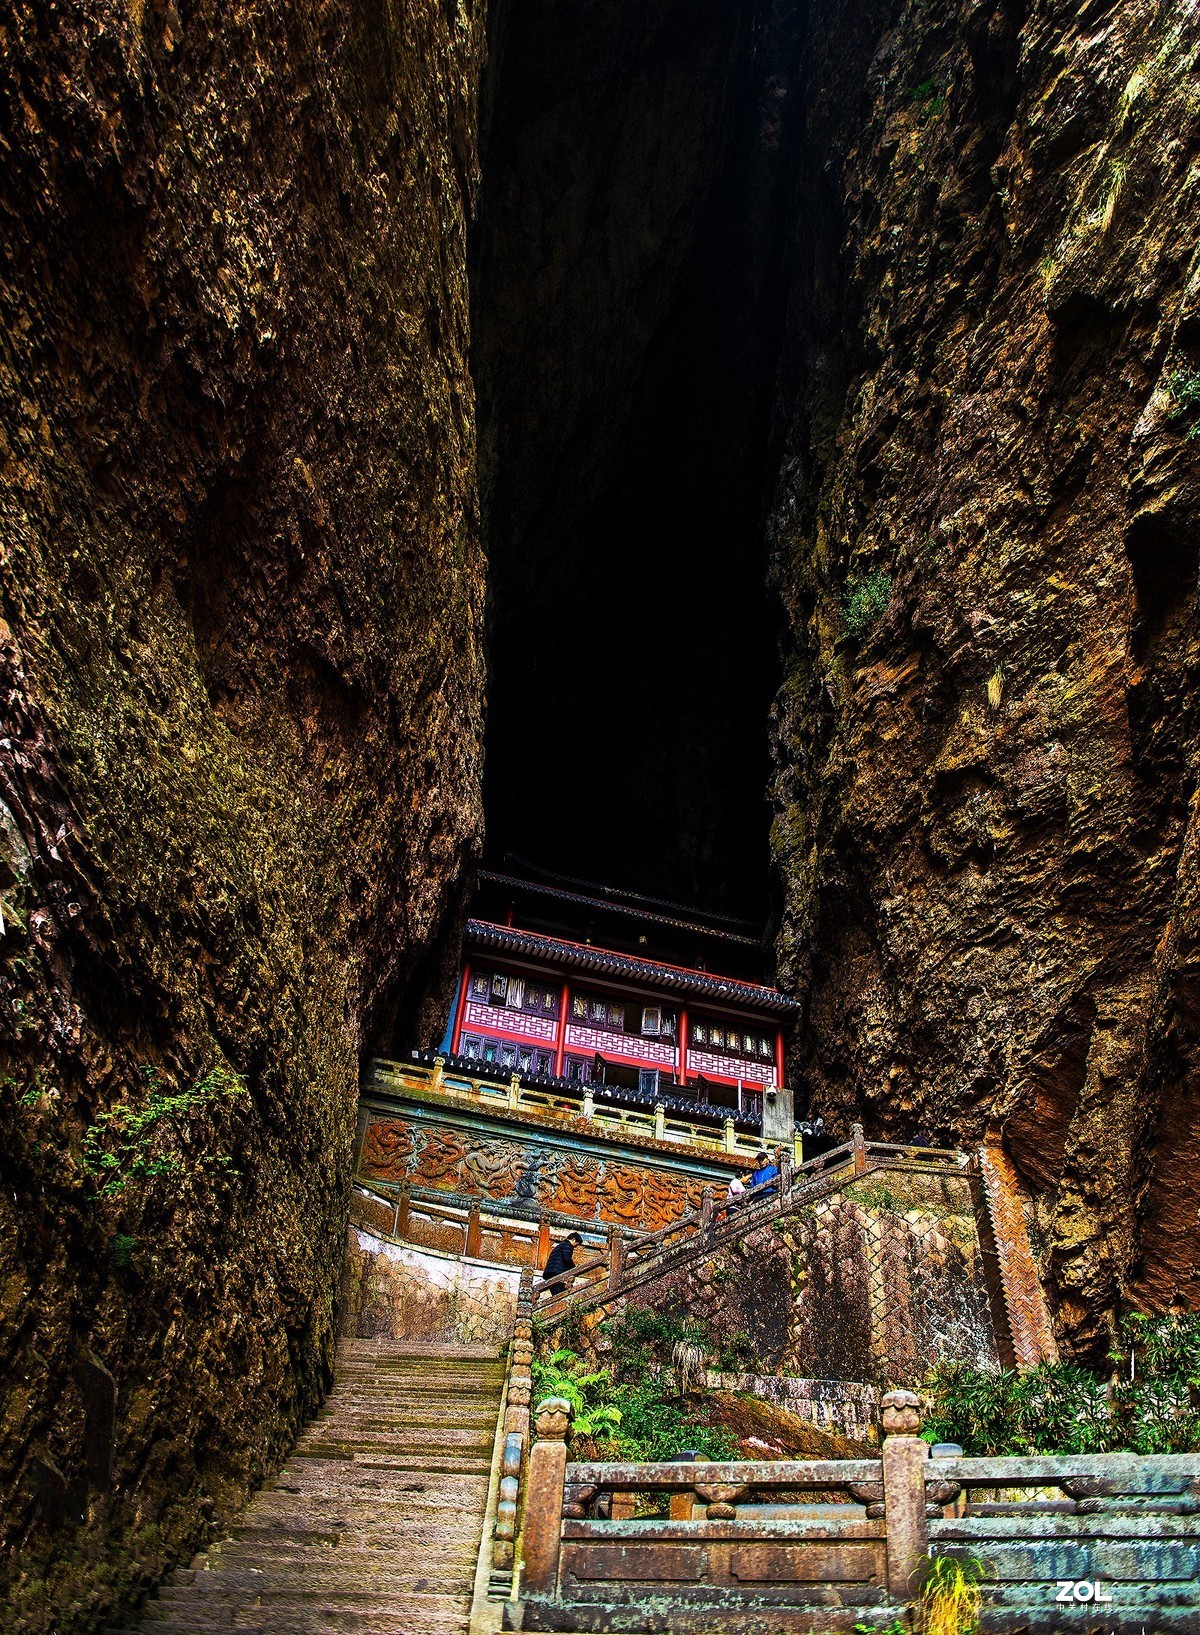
[438,869,799,1141]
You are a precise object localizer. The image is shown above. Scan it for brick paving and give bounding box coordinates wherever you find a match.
[112,1340,504,1635]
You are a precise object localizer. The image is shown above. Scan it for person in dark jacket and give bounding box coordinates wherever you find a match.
[541,1231,583,1291]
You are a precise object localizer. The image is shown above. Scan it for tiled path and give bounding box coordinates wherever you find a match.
[113,1340,504,1635]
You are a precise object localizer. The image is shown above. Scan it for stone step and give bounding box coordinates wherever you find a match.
[121,1607,470,1634]
[150,1581,473,1607]
[202,1547,478,1577]
[225,1513,486,1539]
[265,1458,492,1479]
[117,1337,502,1635]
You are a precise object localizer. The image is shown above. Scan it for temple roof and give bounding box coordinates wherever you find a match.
[465,919,800,1017]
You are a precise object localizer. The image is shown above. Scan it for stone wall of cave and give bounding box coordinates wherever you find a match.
[0,0,486,1627]
[768,0,1200,1356]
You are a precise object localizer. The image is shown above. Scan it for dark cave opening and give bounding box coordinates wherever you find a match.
[473,0,799,932]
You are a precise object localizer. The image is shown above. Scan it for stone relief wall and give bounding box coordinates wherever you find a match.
[341,1228,520,1348]
[611,1171,999,1389]
[358,1113,711,1233]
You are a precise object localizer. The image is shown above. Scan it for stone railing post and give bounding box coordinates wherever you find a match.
[522,1397,572,1596]
[465,1201,482,1259]
[494,1287,535,1573]
[723,1116,736,1153]
[699,1185,713,1231]
[607,1225,624,1292]
[431,1054,446,1090]
[508,1072,521,1109]
[852,1122,867,1174]
[881,1388,929,1600]
[582,1087,595,1120]
[653,1101,666,1139]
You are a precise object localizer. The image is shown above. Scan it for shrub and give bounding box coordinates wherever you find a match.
[599,1309,709,1382]
[924,1312,1200,1454]
[1110,1311,1200,1453]
[843,572,893,640]
[532,1341,736,1462]
[531,1348,622,1440]
[606,1383,736,1463]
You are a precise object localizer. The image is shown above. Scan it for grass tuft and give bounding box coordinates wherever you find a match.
[918,1554,983,1635]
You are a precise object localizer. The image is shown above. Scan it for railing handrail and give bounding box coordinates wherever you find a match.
[371,1052,768,1136]
[532,1136,968,1317]
[353,1179,547,1241]
[865,1140,962,1161]
[565,1457,883,1486]
[926,1452,1200,1482]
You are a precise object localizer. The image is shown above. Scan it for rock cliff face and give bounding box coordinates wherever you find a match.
[0,0,485,1626]
[770,0,1200,1357]
[3,0,1198,1621]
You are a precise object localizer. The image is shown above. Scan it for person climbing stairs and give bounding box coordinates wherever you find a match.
[110,1339,505,1635]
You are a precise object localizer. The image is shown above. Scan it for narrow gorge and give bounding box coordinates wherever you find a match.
[2,0,1198,1628]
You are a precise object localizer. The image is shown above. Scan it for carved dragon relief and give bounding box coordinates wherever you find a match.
[357,1111,717,1232]
[413,1129,468,1185]
[542,1154,600,1216]
[461,1141,526,1198]
[598,1164,644,1224]
[360,1119,417,1181]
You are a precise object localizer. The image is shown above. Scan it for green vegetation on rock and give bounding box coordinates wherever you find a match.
[531,1343,736,1462]
[924,1313,1200,1454]
[1166,366,1200,438]
[842,571,893,640]
[82,1064,248,1200]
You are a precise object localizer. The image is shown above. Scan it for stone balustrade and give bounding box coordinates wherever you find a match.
[500,1389,1200,1632]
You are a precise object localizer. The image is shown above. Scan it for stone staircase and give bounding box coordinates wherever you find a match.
[112,1340,505,1635]
[534,1132,969,1324]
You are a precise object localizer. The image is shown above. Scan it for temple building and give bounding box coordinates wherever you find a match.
[354,867,801,1260]
[446,872,793,1138]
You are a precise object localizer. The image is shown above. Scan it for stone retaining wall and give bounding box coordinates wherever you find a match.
[607,1169,999,1387]
[340,1226,521,1347]
[706,1372,879,1440]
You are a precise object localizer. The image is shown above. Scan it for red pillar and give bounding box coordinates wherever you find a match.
[773,1028,785,1092]
[450,961,472,1057]
[678,1008,689,1086]
[554,982,570,1078]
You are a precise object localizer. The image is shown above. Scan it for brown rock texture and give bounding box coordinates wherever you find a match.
[770,0,1200,1358]
[0,0,486,1628]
